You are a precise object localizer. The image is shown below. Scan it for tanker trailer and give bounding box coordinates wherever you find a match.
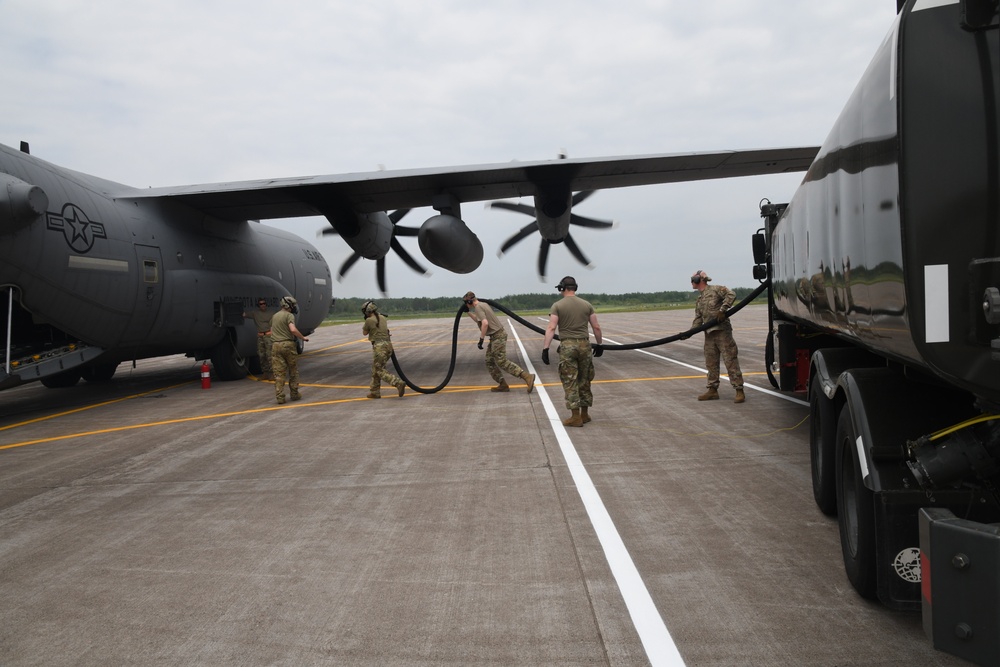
[751,0,999,663]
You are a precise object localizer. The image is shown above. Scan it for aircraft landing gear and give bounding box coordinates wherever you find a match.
[209,334,249,381]
[40,369,82,388]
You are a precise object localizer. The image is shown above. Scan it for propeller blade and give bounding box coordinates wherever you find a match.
[389,208,411,224]
[390,237,428,275]
[488,201,537,217]
[570,212,615,229]
[563,233,593,268]
[537,240,551,280]
[498,221,540,256]
[393,225,420,237]
[571,191,595,206]
[338,252,363,280]
[376,259,387,296]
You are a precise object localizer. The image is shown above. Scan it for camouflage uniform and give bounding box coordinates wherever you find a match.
[469,302,527,383]
[557,338,595,410]
[551,295,597,410]
[692,284,743,390]
[249,307,273,374]
[364,311,404,397]
[270,309,301,403]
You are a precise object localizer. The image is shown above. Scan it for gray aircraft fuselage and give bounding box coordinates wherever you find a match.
[0,143,331,389]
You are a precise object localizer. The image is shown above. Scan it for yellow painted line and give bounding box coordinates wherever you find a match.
[1,370,773,450]
[1,383,525,450]
[0,380,196,433]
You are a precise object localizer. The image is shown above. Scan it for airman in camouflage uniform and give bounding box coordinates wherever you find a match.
[270,296,309,404]
[362,301,405,399]
[463,291,534,393]
[691,270,745,403]
[542,276,604,427]
[243,298,274,380]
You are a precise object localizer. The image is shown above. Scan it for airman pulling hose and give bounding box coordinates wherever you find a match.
[387,281,769,393]
[485,280,768,350]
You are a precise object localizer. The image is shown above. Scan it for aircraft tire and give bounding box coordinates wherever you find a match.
[210,337,249,381]
[82,362,118,383]
[809,380,838,516]
[41,369,82,388]
[835,407,877,599]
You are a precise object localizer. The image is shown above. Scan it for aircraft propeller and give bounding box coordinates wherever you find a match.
[489,191,615,280]
[322,209,428,296]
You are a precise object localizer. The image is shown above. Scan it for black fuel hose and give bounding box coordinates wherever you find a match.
[484,280,769,351]
[388,304,466,394]
[386,281,768,393]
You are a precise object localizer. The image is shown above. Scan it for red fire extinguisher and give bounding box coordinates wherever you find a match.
[201,362,211,389]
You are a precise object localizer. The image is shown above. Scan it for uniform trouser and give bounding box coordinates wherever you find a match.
[256,333,273,373]
[370,341,403,396]
[704,329,743,389]
[558,338,595,410]
[485,330,525,382]
[271,340,300,400]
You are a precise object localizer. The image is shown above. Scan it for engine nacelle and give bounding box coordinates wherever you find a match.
[0,174,48,234]
[533,190,572,243]
[418,214,483,274]
[325,210,393,260]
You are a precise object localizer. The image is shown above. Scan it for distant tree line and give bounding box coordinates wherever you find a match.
[328,287,763,320]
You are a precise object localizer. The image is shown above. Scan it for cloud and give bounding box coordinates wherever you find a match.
[1,0,898,296]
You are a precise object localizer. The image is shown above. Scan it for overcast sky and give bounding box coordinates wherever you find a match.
[2,0,899,299]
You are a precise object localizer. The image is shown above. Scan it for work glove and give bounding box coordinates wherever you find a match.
[541,348,550,365]
[592,343,604,357]
[714,310,727,323]
[478,338,484,350]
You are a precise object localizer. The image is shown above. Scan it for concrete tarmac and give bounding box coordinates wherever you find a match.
[0,305,970,666]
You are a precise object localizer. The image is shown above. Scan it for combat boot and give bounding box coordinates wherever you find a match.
[698,387,719,401]
[397,382,406,397]
[520,371,535,393]
[581,406,591,424]
[491,379,510,392]
[563,408,583,427]
[734,388,745,403]
[366,392,380,399]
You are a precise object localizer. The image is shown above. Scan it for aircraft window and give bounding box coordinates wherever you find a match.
[143,260,159,283]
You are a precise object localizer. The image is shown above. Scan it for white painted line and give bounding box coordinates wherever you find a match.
[510,324,686,667]
[603,335,809,407]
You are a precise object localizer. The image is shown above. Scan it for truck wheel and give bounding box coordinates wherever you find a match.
[835,407,877,599]
[809,381,838,516]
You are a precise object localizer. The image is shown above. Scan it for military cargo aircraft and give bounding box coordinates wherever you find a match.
[0,140,815,390]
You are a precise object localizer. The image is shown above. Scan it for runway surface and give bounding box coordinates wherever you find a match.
[0,305,970,666]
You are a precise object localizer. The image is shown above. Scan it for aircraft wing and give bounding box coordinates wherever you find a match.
[125,147,818,221]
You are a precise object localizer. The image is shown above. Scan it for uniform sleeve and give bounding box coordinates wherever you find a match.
[721,286,737,309]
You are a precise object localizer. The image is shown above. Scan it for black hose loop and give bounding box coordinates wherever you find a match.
[388,304,467,394]
[386,282,770,393]
[485,280,768,351]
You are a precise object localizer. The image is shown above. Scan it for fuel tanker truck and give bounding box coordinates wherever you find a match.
[750,0,999,663]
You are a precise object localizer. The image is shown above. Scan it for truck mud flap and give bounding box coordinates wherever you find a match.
[919,508,1000,667]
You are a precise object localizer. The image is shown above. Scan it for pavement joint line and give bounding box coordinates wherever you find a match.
[602,335,809,407]
[510,320,686,667]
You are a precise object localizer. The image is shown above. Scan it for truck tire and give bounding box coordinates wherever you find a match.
[809,381,838,516]
[835,407,877,599]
